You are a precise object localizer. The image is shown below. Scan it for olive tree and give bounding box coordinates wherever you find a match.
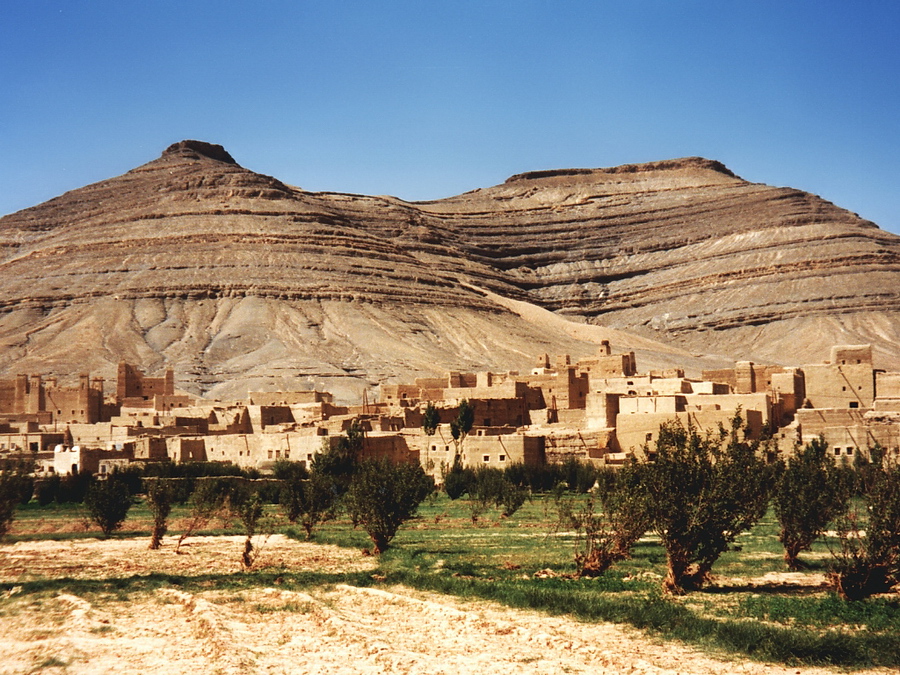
[829,463,900,600]
[346,458,434,553]
[772,437,853,570]
[84,476,133,537]
[643,415,773,593]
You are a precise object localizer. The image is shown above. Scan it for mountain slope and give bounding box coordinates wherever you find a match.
[0,141,897,399]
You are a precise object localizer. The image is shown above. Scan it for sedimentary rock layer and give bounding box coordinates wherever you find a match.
[1,140,897,397]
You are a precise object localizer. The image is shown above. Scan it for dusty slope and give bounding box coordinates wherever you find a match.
[0,140,897,398]
[423,159,900,368]
[1,536,892,675]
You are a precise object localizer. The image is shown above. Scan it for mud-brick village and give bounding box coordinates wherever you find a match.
[2,342,898,479]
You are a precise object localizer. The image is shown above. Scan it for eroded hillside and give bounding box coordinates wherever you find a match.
[1,140,897,399]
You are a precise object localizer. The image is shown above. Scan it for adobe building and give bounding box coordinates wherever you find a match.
[802,345,875,410]
[116,362,175,403]
[0,373,105,424]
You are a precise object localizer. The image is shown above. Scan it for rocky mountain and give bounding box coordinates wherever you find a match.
[0,140,897,401]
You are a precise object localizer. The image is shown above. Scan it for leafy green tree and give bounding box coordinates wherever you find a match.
[315,420,364,500]
[643,415,773,593]
[36,475,60,506]
[829,463,900,600]
[346,458,434,553]
[279,472,335,539]
[84,477,133,537]
[772,437,853,570]
[442,455,473,500]
[144,478,176,550]
[422,401,441,472]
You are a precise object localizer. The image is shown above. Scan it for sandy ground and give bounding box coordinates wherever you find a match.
[0,536,892,675]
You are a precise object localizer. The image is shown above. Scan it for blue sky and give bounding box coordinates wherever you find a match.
[2,1,898,232]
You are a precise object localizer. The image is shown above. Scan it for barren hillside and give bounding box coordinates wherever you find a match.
[1,140,897,399]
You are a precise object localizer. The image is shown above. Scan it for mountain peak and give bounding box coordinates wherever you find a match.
[161,140,237,165]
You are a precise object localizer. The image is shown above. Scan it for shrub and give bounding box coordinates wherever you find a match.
[84,477,133,537]
[558,457,599,494]
[144,477,176,549]
[467,466,507,523]
[229,481,269,569]
[773,437,853,570]
[109,465,144,496]
[0,464,34,538]
[499,481,529,518]
[346,458,434,553]
[175,477,233,552]
[57,472,94,503]
[313,421,364,502]
[272,459,308,482]
[36,475,60,506]
[643,414,773,593]
[557,463,650,577]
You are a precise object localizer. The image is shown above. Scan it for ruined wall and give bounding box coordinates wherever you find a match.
[796,408,900,463]
[249,391,331,405]
[117,362,175,401]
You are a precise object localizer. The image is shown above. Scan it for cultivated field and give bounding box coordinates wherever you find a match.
[1,496,897,674]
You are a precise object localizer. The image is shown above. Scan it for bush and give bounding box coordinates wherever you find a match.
[36,475,60,506]
[84,477,133,537]
[467,466,507,523]
[144,478,176,549]
[0,464,34,538]
[557,463,650,577]
[313,421,364,503]
[346,458,434,553]
[57,472,94,503]
[229,481,269,569]
[272,459,308,482]
[558,457,599,494]
[175,477,234,552]
[773,437,853,570]
[643,414,774,593]
[110,465,144,496]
